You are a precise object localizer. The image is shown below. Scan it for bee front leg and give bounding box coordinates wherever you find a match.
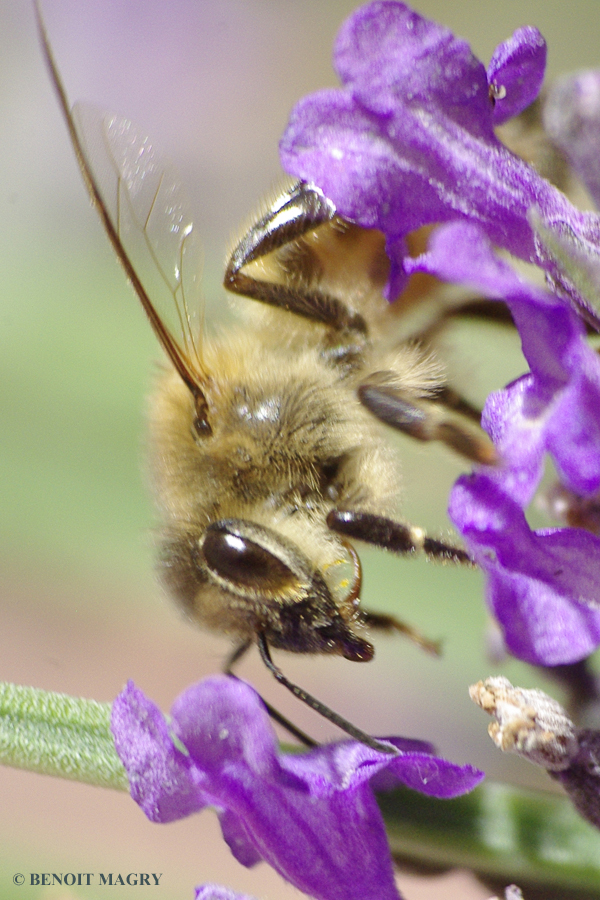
[256,633,396,754]
[223,639,252,674]
[223,636,390,752]
[223,639,318,748]
[359,610,441,656]
[326,509,473,566]
[327,510,473,655]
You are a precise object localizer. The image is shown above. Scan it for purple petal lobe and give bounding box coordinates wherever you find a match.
[334,1,493,136]
[110,682,202,823]
[449,475,600,665]
[544,70,600,209]
[546,373,600,495]
[479,376,546,506]
[195,887,258,900]
[280,89,398,232]
[171,677,278,778]
[218,810,263,868]
[488,27,546,125]
[378,752,484,798]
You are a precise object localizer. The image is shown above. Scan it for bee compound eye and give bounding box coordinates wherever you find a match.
[201,523,299,593]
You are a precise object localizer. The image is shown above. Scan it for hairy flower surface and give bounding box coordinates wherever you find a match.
[280,0,600,312]
[111,678,483,900]
[450,473,600,664]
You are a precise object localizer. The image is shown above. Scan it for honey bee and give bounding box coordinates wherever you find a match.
[37,7,493,751]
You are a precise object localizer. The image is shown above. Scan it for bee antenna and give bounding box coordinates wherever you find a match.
[257,633,397,755]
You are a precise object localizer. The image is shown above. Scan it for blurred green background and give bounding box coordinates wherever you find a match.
[1,1,600,898]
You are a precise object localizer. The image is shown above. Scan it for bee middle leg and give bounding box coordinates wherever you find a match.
[358,383,497,465]
[431,384,485,425]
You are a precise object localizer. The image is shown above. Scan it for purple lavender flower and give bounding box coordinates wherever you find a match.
[279,0,600,316]
[111,677,484,900]
[408,221,600,665]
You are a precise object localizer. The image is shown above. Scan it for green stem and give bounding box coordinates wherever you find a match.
[0,681,128,791]
[379,782,600,895]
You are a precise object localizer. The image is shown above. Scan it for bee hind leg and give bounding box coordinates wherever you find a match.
[224,181,367,333]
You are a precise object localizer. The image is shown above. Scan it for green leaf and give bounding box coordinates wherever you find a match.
[0,681,128,791]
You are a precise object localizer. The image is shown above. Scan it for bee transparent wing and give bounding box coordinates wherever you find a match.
[35,2,207,395]
[72,104,204,374]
